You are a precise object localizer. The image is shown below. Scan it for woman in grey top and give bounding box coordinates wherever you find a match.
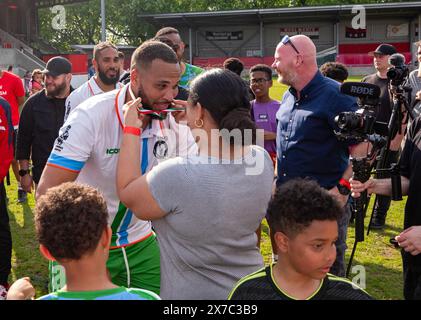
[117,69,274,299]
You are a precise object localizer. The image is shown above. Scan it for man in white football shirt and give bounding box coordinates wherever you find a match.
[37,41,197,295]
[64,41,123,121]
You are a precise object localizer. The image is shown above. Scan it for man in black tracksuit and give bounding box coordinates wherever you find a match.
[16,57,73,194]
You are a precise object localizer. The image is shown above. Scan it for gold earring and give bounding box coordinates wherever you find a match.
[194,119,204,128]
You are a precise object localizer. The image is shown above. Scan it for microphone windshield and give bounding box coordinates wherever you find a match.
[340,82,381,99]
[389,53,406,67]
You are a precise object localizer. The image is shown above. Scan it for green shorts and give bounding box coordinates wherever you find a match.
[49,233,161,295]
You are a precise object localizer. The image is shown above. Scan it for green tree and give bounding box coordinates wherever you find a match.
[38,0,421,51]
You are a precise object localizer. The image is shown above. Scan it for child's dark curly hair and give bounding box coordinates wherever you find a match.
[35,182,108,261]
[267,178,344,238]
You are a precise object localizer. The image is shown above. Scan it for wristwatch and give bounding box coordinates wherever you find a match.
[18,169,30,177]
[337,178,351,196]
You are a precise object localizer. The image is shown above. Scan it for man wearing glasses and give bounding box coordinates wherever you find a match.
[249,64,280,166]
[272,35,360,277]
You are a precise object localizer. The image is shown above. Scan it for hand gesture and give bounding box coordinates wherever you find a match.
[171,100,188,124]
[396,226,421,256]
[6,277,35,300]
[123,97,144,129]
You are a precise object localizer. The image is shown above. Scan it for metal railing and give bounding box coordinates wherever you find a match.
[0,28,33,53]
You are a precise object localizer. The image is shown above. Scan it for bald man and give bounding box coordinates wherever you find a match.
[272,35,359,277]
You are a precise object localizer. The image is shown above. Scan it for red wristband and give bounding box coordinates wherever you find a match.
[339,178,351,190]
[123,126,142,136]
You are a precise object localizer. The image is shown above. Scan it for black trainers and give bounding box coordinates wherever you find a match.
[17,188,27,203]
[370,215,386,229]
[349,210,355,224]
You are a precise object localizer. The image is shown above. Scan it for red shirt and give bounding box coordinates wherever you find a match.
[0,71,25,127]
[0,97,13,181]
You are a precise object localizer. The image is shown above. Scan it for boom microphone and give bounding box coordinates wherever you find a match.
[340,82,381,99]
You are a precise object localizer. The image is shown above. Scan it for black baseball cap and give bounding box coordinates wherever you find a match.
[42,56,72,76]
[368,44,397,56]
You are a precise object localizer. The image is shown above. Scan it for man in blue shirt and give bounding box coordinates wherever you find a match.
[272,35,361,276]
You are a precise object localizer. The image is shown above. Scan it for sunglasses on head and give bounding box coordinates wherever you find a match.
[281,35,300,54]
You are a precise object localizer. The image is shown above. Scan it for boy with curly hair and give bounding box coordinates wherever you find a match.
[7,182,160,300]
[229,178,372,300]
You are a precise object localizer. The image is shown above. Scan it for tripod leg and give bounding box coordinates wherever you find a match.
[346,240,358,278]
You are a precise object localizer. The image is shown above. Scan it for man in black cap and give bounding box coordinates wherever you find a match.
[362,43,402,229]
[16,57,73,195]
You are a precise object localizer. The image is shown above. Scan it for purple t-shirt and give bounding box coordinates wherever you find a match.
[251,100,280,154]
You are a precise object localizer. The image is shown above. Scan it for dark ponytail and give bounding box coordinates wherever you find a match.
[189,69,256,145]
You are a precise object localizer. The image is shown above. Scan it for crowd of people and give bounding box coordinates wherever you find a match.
[1,26,421,301]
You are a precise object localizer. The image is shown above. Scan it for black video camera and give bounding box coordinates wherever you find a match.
[335,82,388,142]
[387,53,409,87]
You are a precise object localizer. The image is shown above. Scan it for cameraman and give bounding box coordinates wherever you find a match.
[362,44,403,229]
[350,115,419,300]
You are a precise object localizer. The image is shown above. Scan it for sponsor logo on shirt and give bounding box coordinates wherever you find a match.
[106,148,120,155]
[54,125,71,152]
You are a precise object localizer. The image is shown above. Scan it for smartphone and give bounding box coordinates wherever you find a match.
[389,237,400,249]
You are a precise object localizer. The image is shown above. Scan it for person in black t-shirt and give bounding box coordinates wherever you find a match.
[351,116,421,300]
[362,44,403,229]
[229,179,372,300]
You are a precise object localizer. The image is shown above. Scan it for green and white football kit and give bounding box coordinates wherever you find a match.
[47,84,197,294]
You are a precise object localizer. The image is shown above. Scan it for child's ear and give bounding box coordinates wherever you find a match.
[101,226,112,249]
[274,231,289,253]
[39,245,56,262]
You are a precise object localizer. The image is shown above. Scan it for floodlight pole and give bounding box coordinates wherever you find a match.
[101,0,106,41]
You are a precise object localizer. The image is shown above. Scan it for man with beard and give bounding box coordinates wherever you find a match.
[272,35,366,277]
[64,42,123,121]
[16,56,73,196]
[36,41,197,295]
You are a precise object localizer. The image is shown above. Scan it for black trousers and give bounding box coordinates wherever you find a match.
[373,150,400,216]
[402,252,421,300]
[0,181,12,284]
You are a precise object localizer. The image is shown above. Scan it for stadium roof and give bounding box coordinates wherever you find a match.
[71,44,137,51]
[139,2,421,27]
